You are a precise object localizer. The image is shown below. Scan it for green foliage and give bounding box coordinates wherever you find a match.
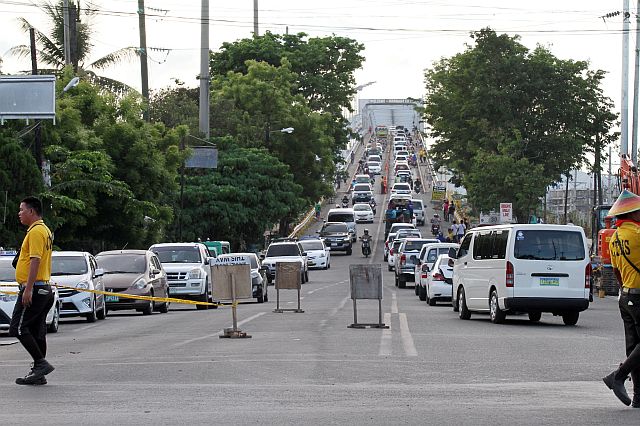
[422,28,617,220]
[175,141,303,245]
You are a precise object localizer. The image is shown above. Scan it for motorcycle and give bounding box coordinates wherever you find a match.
[431,223,440,237]
[369,199,377,215]
[361,239,371,258]
[414,183,422,194]
[341,197,350,208]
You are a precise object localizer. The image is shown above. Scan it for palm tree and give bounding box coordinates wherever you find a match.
[8,0,138,94]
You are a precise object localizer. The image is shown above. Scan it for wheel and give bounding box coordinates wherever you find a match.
[419,285,427,301]
[196,284,209,310]
[85,296,97,323]
[158,300,169,314]
[562,312,579,326]
[47,304,60,333]
[427,285,436,306]
[528,311,542,322]
[96,296,107,320]
[415,284,419,296]
[489,290,506,324]
[394,275,399,287]
[327,262,330,270]
[388,264,393,272]
[346,248,352,255]
[398,276,406,289]
[141,293,154,315]
[304,271,309,282]
[264,288,269,302]
[384,254,388,261]
[458,288,471,320]
[257,293,264,303]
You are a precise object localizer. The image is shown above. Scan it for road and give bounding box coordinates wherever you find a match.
[0,140,637,425]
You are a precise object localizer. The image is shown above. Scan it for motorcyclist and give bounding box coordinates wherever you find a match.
[360,229,372,257]
[414,178,422,193]
[342,194,349,207]
[431,213,441,236]
[369,198,377,214]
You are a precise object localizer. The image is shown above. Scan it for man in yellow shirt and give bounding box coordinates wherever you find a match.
[8,196,55,386]
[604,190,640,407]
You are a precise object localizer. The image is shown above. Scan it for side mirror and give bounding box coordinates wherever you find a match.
[301,252,307,256]
[259,254,265,260]
[316,230,320,234]
[448,258,455,268]
[94,268,104,278]
[151,268,161,276]
[448,247,458,259]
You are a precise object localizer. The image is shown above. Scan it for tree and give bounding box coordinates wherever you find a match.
[9,1,137,94]
[422,28,617,220]
[175,138,303,246]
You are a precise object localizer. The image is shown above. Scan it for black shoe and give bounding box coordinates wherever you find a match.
[31,359,55,377]
[15,375,47,385]
[603,371,632,406]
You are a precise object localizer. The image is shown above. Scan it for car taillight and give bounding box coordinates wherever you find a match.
[585,263,591,289]
[506,261,514,287]
[385,241,389,249]
[432,272,445,281]
[400,254,406,265]
[421,272,428,279]
[390,248,394,255]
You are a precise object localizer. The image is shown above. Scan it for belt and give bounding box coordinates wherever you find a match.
[18,281,50,289]
[621,287,640,295]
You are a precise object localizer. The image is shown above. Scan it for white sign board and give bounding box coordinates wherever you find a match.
[500,203,513,223]
[211,255,250,266]
[479,212,499,225]
[0,75,56,123]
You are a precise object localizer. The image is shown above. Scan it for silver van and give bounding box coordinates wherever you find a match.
[451,224,590,325]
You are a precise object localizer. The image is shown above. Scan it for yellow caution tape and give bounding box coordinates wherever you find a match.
[0,290,19,296]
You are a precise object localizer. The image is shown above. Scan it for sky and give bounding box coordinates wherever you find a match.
[0,1,632,133]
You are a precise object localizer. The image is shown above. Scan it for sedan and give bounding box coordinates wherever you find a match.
[299,239,331,270]
[353,203,374,223]
[96,250,170,315]
[422,254,454,306]
[367,161,382,174]
[387,239,404,272]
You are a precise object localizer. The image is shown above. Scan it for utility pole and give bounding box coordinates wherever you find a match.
[69,2,78,72]
[621,0,631,157]
[138,0,150,121]
[63,0,71,65]
[633,0,640,164]
[29,28,42,172]
[199,0,210,138]
[608,145,613,202]
[253,0,259,36]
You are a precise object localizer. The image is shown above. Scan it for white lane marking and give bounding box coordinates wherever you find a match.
[72,324,103,333]
[391,291,398,314]
[172,312,266,347]
[307,281,343,295]
[320,295,350,329]
[399,313,418,357]
[378,313,392,356]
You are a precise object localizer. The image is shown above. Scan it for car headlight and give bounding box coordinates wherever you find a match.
[132,278,146,289]
[344,238,351,242]
[188,268,202,279]
[76,281,90,289]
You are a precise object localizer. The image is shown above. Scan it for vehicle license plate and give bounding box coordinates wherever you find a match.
[331,243,338,247]
[105,295,119,302]
[539,277,560,286]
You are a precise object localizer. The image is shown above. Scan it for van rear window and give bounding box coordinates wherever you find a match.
[328,213,354,223]
[514,230,584,261]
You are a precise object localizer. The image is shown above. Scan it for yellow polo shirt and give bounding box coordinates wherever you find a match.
[15,220,53,284]
[609,221,640,289]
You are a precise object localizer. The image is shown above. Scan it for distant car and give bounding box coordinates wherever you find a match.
[384,223,417,261]
[394,238,438,288]
[299,239,330,270]
[415,242,459,298]
[353,203,374,223]
[217,253,268,303]
[52,251,107,323]
[423,254,454,305]
[391,182,412,196]
[96,250,170,315]
[261,241,309,284]
[412,199,425,226]
[395,155,408,163]
[367,161,382,175]
[354,174,371,185]
[395,229,422,240]
[0,256,60,333]
[367,155,382,163]
[394,163,411,174]
[352,183,373,204]
[318,222,352,255]
[387,239,404,272]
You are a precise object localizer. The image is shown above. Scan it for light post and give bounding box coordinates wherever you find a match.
[265,126,294,146]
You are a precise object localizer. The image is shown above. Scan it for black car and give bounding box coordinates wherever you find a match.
[317,222,352,255]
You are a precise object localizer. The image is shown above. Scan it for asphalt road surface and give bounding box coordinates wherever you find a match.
[1,144,638,425]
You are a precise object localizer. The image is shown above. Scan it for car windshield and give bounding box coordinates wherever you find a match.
[153,247,201,263]
[51,256,89,276]
[368,162,380,167]
[266,244,300,257]
[514,230,585,261]
[96,254,146,274]
[0,260,14,281]
[323,224,348,233]
[394,184,411,190]
[413,200,423,209]
[328,213,354,223]
[404,240,430,251]
[300,241,324,251]
[353,204,371,211]
[354,185,370,192]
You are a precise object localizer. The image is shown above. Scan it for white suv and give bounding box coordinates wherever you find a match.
[149,243,215,310]
[261,241,309,284]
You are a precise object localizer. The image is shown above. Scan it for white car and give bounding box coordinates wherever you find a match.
[391,182,412,196]
[353,203,374,223]
[0,256,60,333]
[367,155,382,163]
[415,243,458,297]
[395,150,410,159]
[367,161,382,174]
[387,239,404,271]
[261,241,309,284]
[395,155,408,163]
[53,251,107,322]
[423,254,454,305]
[299,239,330,270]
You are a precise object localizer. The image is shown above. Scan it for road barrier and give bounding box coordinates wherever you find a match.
[273,262,304,313]
[347,264,388,329]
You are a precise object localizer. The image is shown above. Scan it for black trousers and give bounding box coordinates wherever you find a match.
[618,292,640,394]
[9,285,54,362]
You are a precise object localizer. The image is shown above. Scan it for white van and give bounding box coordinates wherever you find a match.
[327,208,357,242]
[451,224,590,325]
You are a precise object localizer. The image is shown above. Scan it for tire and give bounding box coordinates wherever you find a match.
[384,254,388,261]
[427,285,436,306]
[346,248,352,256]
[562,312,579,326]
[415,283,419,296]
[196,284,209,310]
[85,296,98,323]
[47,304,60,333]
[398,276,406,289]
[304,271,309,283]
[394,275,399,287]
[528,311,542,322]
[264,288,269,302]
[96,296,107,320]
[419,285,427,302]
[141,293,154,316]
[388,265,393,272]
[158,294,170,313]
[458,288,471,320]
[257,294,264,303]
[489,290,506,324]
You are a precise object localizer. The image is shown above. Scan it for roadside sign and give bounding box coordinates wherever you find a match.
[211,255,250,266]
[500,203,513,223]
[431,185,446,201]
[348,264,387,329]
[211,263,252,300]
[273,262,303,313]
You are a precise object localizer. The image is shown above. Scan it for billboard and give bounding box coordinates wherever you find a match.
[0,75,56,123]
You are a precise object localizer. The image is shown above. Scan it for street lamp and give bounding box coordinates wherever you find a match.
[63,76,80,93]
